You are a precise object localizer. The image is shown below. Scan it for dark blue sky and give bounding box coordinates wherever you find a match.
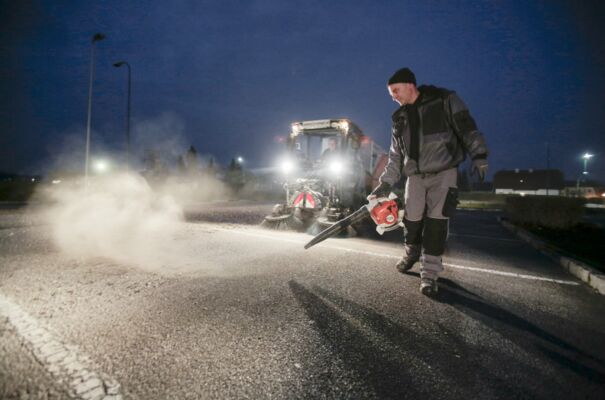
[2,0,604,182]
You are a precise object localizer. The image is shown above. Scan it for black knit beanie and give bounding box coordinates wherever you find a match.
[388,68,416,85]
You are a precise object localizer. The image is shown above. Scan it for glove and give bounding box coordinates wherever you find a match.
[368,182,391,200]
[472,158,488,182]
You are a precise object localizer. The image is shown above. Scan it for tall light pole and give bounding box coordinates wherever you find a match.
[113,61,131,169]
[576,152,595,194]
[582,153,594,175]
[545,142,550,196]
[85,33,106,184]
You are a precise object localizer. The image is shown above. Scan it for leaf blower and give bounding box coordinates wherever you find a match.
[304,193,404,250]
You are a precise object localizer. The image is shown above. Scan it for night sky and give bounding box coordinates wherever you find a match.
[1,0,604,182]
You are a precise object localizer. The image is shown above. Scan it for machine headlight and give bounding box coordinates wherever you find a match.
[291,123,302,135]
[281,159,295,174]
[329,160,344,175]
[338,120,349,131]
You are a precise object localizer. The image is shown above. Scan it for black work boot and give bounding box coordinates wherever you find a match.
[420,277,439,297]
[395,245,421,273]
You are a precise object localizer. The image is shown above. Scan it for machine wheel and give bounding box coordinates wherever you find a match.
[261,213,305,231]
[307,214,357,237]
[261,204,305,231]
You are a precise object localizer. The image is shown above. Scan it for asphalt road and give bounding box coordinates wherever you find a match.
[1,203,604,399]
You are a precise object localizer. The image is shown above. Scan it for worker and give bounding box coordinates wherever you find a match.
[369,67,489,296]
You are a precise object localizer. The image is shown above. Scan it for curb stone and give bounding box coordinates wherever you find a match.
[499,217,604,295]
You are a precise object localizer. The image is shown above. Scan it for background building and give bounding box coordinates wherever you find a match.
[494,169,564,195]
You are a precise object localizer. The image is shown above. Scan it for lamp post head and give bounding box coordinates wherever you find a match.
[582,153,594,160]
[113,61,126,68]
[92,33,106,42]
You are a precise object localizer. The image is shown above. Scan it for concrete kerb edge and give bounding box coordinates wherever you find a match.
[499,218,605,295]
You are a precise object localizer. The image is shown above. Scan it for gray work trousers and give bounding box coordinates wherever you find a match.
[404,167,458,280]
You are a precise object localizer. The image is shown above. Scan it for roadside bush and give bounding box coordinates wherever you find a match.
[458,191,507,203]
[458,191,507,210]
[0,181,38,201]
[505,195,585,230]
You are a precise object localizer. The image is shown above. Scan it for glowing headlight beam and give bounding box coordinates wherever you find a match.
[281,160,294,174]
[330,160,344,175]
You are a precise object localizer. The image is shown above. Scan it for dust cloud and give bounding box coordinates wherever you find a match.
[34,111,243,272]
[153,174,232,209]
[40,173,186,270]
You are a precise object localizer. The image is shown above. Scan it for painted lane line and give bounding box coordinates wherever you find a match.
[0,293,123,400]
[216,227,580,286]
[216,228,304,246]
[449,233,520,243]
[442,263,579,285]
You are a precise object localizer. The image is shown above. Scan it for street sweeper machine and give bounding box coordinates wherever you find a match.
[262,119,388,233]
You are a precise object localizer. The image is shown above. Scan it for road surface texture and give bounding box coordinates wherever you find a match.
[1,202,604,399]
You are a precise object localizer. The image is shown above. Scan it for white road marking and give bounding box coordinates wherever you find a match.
[449,233,520,243]
[217,227,580,286]
[0,293,123,400]
[442,263,579,285]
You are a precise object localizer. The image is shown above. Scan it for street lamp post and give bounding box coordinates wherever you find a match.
[85,33,106,184]
[113,61,132,169]
[582,153,594,175]
[576,153,595,195]
[545,142,550,196]
[85,33,106,181]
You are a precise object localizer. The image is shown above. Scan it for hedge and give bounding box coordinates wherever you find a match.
[0,181,38,202]
[505,195,585,230]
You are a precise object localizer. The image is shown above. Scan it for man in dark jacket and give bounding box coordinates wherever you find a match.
[370,67,488,296]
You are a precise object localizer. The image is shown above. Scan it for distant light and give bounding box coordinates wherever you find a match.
[52,179,62,185]
[601,193,605,198]
[93,159,109,173]
[237,157,244,164]
[31,178,35,182]
[583,171,588,175]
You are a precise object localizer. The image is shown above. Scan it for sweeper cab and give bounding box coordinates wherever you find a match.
[262,119,388,233]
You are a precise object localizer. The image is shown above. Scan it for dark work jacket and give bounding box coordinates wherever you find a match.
[379,85,488,184]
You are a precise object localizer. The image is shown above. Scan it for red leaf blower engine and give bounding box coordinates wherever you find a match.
[304,193,404,250]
